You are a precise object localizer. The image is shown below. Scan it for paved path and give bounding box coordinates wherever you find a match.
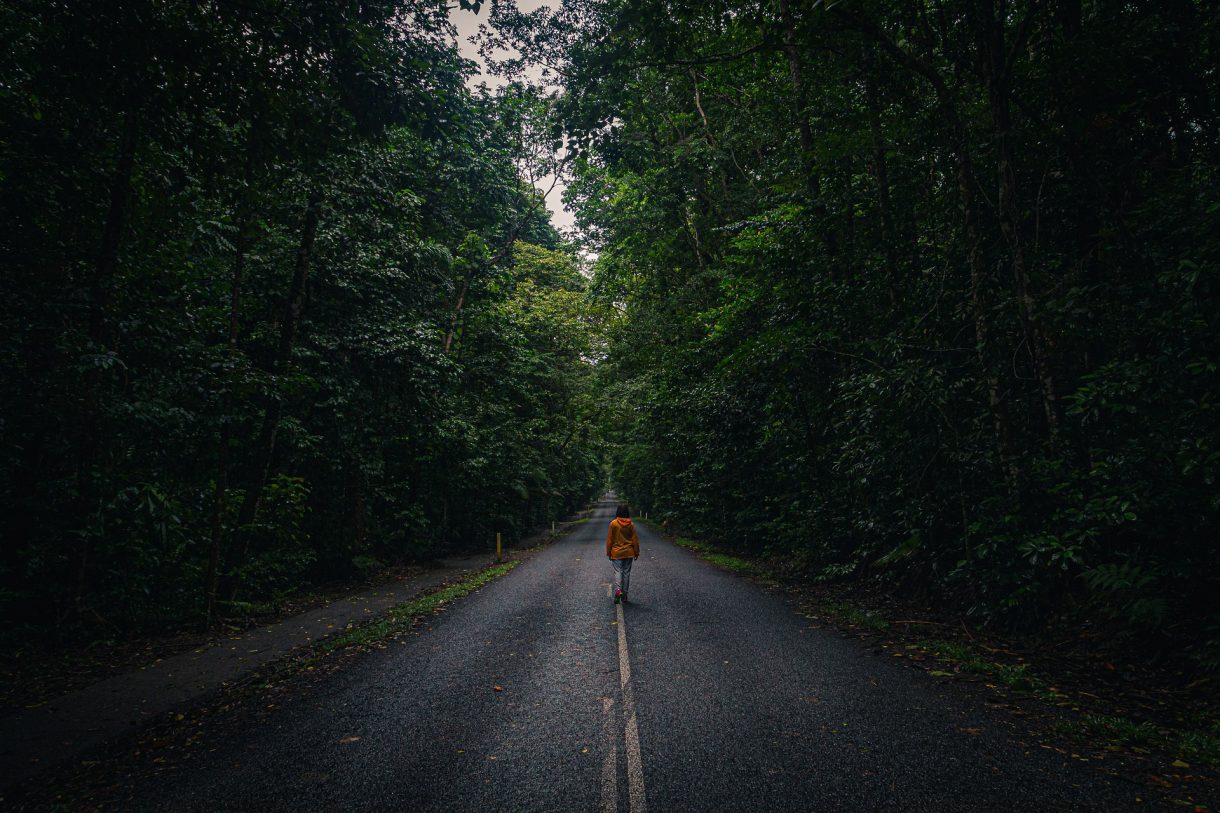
[0,554,494,789]
[105,496,1149,811]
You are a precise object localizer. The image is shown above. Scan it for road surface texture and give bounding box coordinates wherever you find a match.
[121,497,1144,811]
[0,554,493,789]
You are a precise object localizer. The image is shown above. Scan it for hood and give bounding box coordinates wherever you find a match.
[612,517,634,527]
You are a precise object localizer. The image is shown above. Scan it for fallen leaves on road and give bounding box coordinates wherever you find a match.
[493,685,503,692]
[338,735,361,744]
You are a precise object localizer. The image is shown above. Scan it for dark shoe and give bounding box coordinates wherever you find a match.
[614,589,622,604]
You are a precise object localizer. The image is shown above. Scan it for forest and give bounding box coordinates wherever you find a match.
[535,0,1218,664]
[0,0,605,636]
[2,0,1218,674]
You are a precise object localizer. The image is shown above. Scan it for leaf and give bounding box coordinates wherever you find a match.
[494,685,504,692]
[338,735,361,744]
[929,670,953,677]
[1172,759,1191,769]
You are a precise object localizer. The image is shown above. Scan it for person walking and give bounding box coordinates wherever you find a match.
[606,503,639,604]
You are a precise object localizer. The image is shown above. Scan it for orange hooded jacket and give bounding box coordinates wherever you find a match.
[606,517,640,560]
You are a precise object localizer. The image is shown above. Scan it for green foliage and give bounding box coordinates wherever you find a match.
[919,640,1045,693]
[0,2,604,640]
[813,602,889,633]
[1082,563,1170,630]
[1058,714,1220,769]
[1180,724,1220,768]
[674,534,764,575]
[311,561,519,657]
[506,0,1220,663]
[231,476,314,603]
[1064,715,1159,750]
[673,538,712,554]
[701,552,759,575]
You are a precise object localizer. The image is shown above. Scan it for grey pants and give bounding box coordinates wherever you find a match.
[611,558,633,595]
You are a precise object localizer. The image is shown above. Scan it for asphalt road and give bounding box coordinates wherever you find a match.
[125,497,1145,812]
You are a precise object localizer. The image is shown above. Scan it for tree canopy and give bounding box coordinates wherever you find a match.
[495,0,1217,662]
[0,0,603,633]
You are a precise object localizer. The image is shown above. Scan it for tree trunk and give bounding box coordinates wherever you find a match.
[778,0,832,204]
[224,190,322,603]
[350,463,367,552]
[204,229,250,624]
[980,1,1060,445]
[91,106,140,345]
[443,271,475,354]
[836,6,1018,484]
[953,96,1017,485]
[779,0,815,162]
[960,145,1016,479]
[74,105,141,614]
[865,67,900,308]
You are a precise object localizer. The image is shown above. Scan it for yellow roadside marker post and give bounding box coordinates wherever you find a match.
[496,532,502,563]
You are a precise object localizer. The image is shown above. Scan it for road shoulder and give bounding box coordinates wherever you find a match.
[0,512,594,804]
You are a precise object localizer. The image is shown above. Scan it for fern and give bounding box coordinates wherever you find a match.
[1081,562,1168,630]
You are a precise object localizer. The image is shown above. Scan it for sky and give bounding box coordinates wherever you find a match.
[449,2,577,233]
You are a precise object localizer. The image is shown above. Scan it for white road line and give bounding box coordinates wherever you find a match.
[601,696,618,813]
[616,601,648,813]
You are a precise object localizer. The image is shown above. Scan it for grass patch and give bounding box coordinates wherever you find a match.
[812,600,889,631]
[922,639,995,674]
[1179,725,1220,766]
[309,561,518,660]
[916,639,1046,692]
[1057,714,1158,748]
[1055,714,1220,767]
[673,537,711,553]
[673,537,762,576]
[916,641,1220,766]
[701,552,759,573]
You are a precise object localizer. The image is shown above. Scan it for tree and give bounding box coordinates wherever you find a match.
[0,0,606,639]
[494,0,1220,662]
